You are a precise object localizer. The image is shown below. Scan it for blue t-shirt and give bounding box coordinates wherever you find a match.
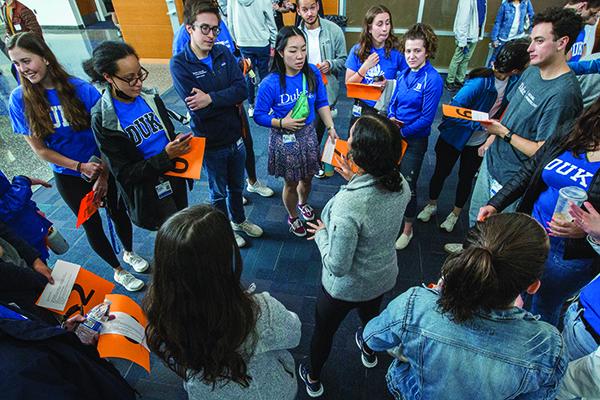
[345,43,408,106]
[198,54,213,71]
[8,77,101,176]
[172,21,237,58]
[253,63,328,127]
[580,276,600,335]
[570,28,586,63]
[112,96,169,159]
[532,150,600,226]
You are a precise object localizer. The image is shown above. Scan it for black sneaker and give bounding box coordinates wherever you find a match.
[298,362,324,397]
[355,327,378,368]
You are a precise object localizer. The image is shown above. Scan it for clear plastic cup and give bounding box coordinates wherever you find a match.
[552,186,588,222]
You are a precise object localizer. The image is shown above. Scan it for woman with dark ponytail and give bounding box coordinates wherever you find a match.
[84,41,190,231]
[361,213,567,399]
[299,114,409,397]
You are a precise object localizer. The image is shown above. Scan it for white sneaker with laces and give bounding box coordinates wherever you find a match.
[395,232,413,250]
[416,204,437,222]
[246,179,274,197]
[231,220,263,237]
[440,213,459,232]
[114,269,144,292]
[444,243,464,254]
[248,106,255,117]
[234,232,247,248]
[123,251,149,273]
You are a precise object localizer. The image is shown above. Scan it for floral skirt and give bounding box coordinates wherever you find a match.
[268,124,320,182]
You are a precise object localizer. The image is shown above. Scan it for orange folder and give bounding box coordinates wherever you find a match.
[442,104,490,122]
[76,190,98,228]
[165,136,206,180]
[322,138,408,175]
[98,294,150,373]
[346,82,384,101]
[36,265,115,317]
[316,63,328,85]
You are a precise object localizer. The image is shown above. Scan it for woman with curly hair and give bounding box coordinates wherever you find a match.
[345,5,407,127]
[298,114,410,397]
[387,23,443,250]
[144,205,301,400]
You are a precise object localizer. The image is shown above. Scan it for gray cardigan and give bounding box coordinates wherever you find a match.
[184,292,301,400]
[314,173,410,302]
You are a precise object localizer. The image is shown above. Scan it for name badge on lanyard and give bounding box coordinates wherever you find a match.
[282,134,297,145]
[155,180,173,199]
[352,104,362,117]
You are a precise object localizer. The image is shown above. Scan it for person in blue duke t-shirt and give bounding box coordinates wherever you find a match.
[345,5,407,128]
[170,1,264,248]
[254,26,338,238]
[7,32,147,292]
[85,41,190,232]
[386,23,443,251]
[564,0,600,62]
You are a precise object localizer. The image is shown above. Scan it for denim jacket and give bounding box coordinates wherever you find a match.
[438,74,519,151]
[364,286,567,400]
[491,0,535,43]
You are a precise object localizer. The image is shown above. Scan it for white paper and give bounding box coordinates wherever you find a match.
[471,110,490,121]
[36,260,80,311]
[321,138,336,164]
[100,311,149,351]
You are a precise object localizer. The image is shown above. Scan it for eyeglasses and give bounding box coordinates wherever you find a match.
[113,67,149,87]
[193,23,221,36]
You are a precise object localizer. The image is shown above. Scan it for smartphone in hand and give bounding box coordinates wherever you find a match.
[81,155,102,182]
[176,133,193,143]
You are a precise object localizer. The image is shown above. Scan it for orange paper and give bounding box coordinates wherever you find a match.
[164,136,206,180]
[442,104,490,122]
[76,190,98,228]
[322,138,408,175]
[346,82,384,101]
[316,64,328,85]
[38,266,115,317]
[98,294,150,373]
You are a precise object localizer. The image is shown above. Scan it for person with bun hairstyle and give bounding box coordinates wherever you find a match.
[386,23,443,250]
[298,114,409,398]
[84,41,190,231]
[345,5,407,128]
[360,213,567,399]
[7,32,147,292]
[417,38,530,233]
[144,205,301,400]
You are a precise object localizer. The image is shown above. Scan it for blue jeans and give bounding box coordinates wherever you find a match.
[239,45,270,105]
[529,237,595,326]
[562,301,599,361]
[203,139,247,224]
[399,136,428,220]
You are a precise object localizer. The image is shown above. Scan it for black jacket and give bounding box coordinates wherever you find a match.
[488,126,600,260]
[0,302,136,400]
[91,87,189,231]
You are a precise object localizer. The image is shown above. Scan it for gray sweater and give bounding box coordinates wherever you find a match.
[184,292,301,400]
[314,173,410,302]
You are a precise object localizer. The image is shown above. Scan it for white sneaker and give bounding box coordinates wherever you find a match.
[395,232,413,250]
[114,269,144,292]
[248,106,255,117]
[440,213,459,233]
[243,196,248,205]
[123,251,149,273]
[417,204,437,222]
[443,243,463,254]
[234,232,247,248]
[231,220,263,237]
[246,179,274,197]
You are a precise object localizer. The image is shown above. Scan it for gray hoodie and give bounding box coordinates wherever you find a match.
[184,292,301,400]
[227,0,277,47]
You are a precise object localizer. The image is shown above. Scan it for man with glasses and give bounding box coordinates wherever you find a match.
[170,1,263,248]
[227,0,277,117]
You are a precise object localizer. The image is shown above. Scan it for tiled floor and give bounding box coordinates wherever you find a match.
[13,28,471,400]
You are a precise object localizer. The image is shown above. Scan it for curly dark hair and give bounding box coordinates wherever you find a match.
[356,5,399,63]
[438,213,549,323]
[144,205,258,387]
[467,37,530,79]
[349,114,405,192]
[533,7,584,54]
[7,32,90,140]
[400,23,438,60]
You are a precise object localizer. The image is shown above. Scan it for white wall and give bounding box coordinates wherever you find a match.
[20,0,83,27]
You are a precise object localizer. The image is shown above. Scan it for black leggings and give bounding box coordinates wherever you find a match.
[428,137,483,209]
[310,286,384,379]
[53,172,133,269]
[240,106,257,182]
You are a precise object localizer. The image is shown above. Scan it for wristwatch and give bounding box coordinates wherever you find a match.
[503,130,514,143]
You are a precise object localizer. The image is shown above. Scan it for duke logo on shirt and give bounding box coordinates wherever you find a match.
[50,105,70,128]
[544,158,594,188]
[123,112,164,146]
